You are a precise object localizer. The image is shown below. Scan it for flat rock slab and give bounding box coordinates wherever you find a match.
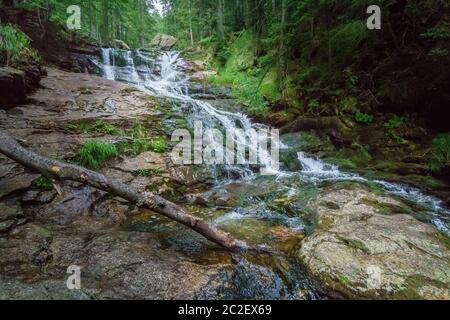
[0,173,39,198]
[297,188,450,299]
[115,151,166,173]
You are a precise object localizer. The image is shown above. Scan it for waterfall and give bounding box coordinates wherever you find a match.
[141,51,281,177]
[102,48,115,80]
[98,48,449,234]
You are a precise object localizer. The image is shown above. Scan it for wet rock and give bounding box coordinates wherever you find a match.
[198,260,287,300]
[115,151,166,173]
[151,34,177,50]
[0,67,27,109]
[34,184,103,225]
[281,117,353,147]
[167,162,212,186]
[21,190,57,205]
[93,199,129,225]
[211,190,238,208]
[0,173,40,199]
[0,230,233,299]
[186,193,209,206]
[297,187,450,300]
[0,279,91,300]
[190,71,218,83]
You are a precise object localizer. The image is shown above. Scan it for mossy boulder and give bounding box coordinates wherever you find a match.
[297,187,450,299]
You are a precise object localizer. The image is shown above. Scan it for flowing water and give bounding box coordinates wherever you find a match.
[97,48,450,298]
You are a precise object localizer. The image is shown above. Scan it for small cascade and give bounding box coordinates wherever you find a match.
[141,51,281,178]
[297,152,450,233]
[101,48,115,80]
[97,47,450,234]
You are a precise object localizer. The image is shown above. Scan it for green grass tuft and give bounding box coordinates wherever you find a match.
[77,139,119,170]
[65,120,122,136]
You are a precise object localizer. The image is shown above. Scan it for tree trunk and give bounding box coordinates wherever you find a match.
[0,130,249,252]
[217,0,225,43]
[188,0,194,47]
[279,0,287,76]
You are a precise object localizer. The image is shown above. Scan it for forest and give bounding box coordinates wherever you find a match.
[1,0,450,301]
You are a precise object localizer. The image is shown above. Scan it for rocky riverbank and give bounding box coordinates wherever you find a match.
[0,32,449,299]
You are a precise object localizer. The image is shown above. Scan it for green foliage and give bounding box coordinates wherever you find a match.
[330,21,369,65]
[14,0,158,48]
[127,137,168,155]
[120,122,168,155]
[35,176,53,190]
[339,96,358,113]
[0,24,32,66]
[77,139,119,170]
[133,168,163,177]
[210,31,269,116]
[65,121,122,136]
[428,133,450,172]
[384,115,408,131]
[422,24,450,40]
[354,111,373,124]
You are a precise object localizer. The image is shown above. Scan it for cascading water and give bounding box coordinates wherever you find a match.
[98,47,450,236]
[297,152,450,233]
[97,47,450,299]
[101,48,115,80]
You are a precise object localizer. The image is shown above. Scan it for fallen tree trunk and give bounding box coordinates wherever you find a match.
[0,130,248,252]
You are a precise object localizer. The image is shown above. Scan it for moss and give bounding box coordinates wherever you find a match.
[339,276,351,286]
[428,133,450,172]
[326,146,372,170]
[260,68,281,102]
[65,120,122,136]
[34,176,53,190]
[133,168,163,177]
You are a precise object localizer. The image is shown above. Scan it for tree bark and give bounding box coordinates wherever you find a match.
[0,130,248,252]
[217,0,225,43]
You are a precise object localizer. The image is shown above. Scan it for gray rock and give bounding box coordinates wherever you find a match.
[110,39,131,50]
[297,187,450,300]
[0,173,40,198]
[151,34,177,50]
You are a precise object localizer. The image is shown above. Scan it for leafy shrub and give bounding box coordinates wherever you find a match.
[354,111,373,124]
[0,24,32,66]
[339,96,358,113]
[77,139,119,170]
[428,133,450,172]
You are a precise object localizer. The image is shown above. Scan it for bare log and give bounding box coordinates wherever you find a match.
[0,130,248,252]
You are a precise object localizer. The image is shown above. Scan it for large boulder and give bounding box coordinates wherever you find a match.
[297,187,450,299]
[151,34,177,50]
[110,39,131,50]
[0,64,46,109]
[0,67,27,108]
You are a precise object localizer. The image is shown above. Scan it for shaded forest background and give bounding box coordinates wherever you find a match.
[2,0,450,128]
[1,0,450,175]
